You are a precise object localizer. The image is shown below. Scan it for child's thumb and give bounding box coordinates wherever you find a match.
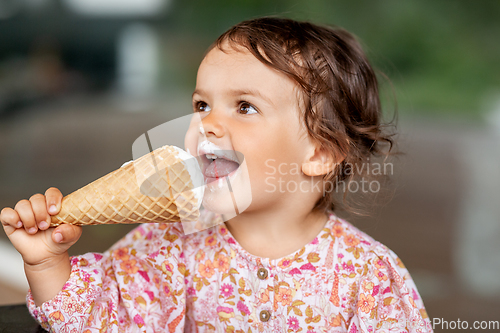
[52,224,82,247]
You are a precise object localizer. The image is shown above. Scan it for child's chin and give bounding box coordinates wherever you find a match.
[202,191,239,218]
[201,161,252,218]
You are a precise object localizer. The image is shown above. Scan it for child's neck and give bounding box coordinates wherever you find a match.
[223,207,328,260]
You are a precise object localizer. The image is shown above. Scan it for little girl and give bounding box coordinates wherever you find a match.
[1,17,433,332]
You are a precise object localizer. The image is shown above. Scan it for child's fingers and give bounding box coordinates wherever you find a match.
[0,207,22,235]
[0,207,21,227]
[45,187,63,215]
[29,194,50,230]
[14,200,38,234]
[52,224,82,245]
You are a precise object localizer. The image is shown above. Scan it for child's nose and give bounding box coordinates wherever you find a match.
[200,110,225,138]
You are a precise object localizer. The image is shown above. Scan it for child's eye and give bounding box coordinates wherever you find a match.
[238,102,258,115]
[194,101,211,112]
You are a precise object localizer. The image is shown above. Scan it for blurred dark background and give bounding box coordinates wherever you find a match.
[1,0,499,331]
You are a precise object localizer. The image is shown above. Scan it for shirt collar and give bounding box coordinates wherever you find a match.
[217,213,337,270]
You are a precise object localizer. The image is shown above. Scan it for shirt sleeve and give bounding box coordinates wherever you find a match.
[347,244,433,333]
[27,223,186,332]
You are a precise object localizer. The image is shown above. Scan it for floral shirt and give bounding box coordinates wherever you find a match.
[27,213,433,332]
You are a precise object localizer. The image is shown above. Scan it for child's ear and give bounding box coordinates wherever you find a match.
[302,145,342,177]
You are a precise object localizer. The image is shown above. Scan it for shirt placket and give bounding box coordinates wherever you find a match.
[254,262,274,330]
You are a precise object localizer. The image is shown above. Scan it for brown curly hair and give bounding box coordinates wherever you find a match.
[212,17,396,213]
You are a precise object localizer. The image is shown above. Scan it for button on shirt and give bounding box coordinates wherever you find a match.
[257,267,268,280]
[28,213,433,332]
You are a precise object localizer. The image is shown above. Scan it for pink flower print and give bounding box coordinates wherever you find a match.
[374,258,386,270]
[82,272,93,284]
[217,306,233,313]
[278,257,293,269]
[409,296,417,308]
[138,270,150,282]
[349,323,358,333]
[289,268,301,275]
[120,259,139,275]
[287,316,299,330]
[198,260,215,278]
[258,288,269,304]
[187,287,196,296]
[374,269,388,282]
[276,287,293,306]
[358,293,376,314]
[61,298,80,316]
[113,248,130,261]
[152,274,162,288]
[49,311,65,325]
[344,234,360,247]
[300,263,316,272]
[135,226,146,236]
[145,290,155,301]
[372,285,380,296]
[220,283,233,298]
[205,235,217,247]
[161,261,174,277]
[332,224,345,238]
[213,253,230,273]
[133,314,145,326]
[162,282,172,297]
[412,288,420,300]
[311,237,319,245]
[217,306,235,322]
[237,300,250,315]
[342,262,354,273]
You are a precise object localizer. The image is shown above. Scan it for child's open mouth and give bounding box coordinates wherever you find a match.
[201,153,240,184]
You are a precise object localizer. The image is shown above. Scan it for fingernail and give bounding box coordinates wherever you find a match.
[54,233,63,243]
[16,221,23,228]
[49,205,57,214]
[28,227,37,234]
[39,221,48,229]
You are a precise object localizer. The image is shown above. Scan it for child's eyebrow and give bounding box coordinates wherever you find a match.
[192,88,275,107]
[229,89,275,107]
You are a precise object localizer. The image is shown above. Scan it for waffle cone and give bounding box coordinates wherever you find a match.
[50,145,200,227]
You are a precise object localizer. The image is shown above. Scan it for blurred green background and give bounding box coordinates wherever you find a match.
[1,0,499,118]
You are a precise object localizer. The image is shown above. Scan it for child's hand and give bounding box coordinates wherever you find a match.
[0,187,82,266]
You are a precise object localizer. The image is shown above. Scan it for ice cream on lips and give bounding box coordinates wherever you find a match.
[197,140,241,185]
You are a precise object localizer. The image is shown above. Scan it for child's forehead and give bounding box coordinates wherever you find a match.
[202,44,256,66]
[197,53,299,98]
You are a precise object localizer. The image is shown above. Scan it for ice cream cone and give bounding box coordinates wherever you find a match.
[50,145,203,227]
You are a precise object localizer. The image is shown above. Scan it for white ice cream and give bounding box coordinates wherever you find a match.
[197,140,240,163]
[171,146,205,209]
[121,160,133,168]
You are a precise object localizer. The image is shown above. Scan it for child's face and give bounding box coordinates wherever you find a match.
[186,45,318,213]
